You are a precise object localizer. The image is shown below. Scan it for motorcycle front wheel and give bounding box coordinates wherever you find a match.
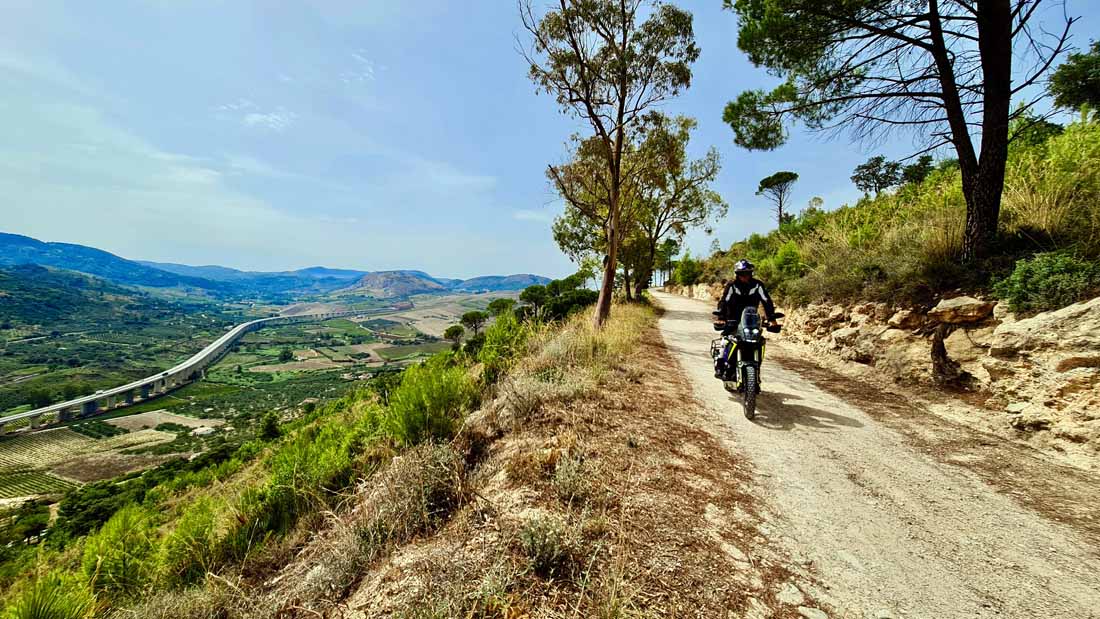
[742,365,758,420]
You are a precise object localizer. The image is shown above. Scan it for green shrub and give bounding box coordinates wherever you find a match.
[673,251,703,286]
[993,252,1100,312]
[5,572,96,619]
[477,312,531,382]
[81,504,156,597]
[157,497,219,587]
[383,357,475,447]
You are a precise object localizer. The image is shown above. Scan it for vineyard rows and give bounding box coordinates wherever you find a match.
[0,470,78,498]
[0,430,96,470]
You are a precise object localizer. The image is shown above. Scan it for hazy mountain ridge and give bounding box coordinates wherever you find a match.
[0,233,229,293]
[1,232,549,299]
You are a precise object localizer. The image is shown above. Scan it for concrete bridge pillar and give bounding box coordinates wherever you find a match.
[28,415,40,430]
[82,400,98,417]
[58,407,72,422]
[125,390,135,405]
[141,384,151,400]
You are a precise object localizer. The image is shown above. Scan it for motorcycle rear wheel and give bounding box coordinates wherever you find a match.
[743,365,758,420]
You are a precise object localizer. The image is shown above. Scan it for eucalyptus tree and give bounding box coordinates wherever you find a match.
[633,114,725,296]
[521,0,699,326]
[721,0,1075,261]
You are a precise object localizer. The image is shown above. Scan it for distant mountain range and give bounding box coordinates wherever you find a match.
[0,232,549,300]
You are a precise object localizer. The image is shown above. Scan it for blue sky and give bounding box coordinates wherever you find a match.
[1,1,1095,279]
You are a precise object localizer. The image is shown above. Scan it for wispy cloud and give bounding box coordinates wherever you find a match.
[214,99,296,132]
[341,49,376,85]
[513,209,553,223]
[216,98,256,113]
[242,109,297,132]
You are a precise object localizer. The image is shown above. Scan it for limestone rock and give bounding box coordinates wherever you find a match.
[887,309,922,329]
[928,296,995,324]
[830,326,861,348]
[878,332,930,381]
[797,607,829,619]
[944,327,994,363]
[1005,402,1029,414]
[1010,410,1054,432]
[776,583,804,606]
[992,301,1017,325]
[990,296,1100,357]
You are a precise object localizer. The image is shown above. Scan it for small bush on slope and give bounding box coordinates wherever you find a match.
[5,572,96,619]
[81,505,157,599]
[477,311,533,383]
[384,355,477,446]
[993,252,1100,312]
[155,497,219,588]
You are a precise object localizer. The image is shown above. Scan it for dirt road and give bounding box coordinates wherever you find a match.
[651,291,1100,619]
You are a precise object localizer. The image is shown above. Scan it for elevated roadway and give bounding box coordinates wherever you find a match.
[0,310,363,433]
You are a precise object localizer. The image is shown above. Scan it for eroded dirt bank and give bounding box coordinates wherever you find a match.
[652,291,1100,619]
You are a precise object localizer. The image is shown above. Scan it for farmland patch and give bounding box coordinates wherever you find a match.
[106,410,225,432]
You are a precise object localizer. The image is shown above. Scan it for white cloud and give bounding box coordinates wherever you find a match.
[242,109,296,132]
[513,209,553,223]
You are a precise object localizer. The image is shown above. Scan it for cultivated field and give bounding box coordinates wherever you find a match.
[0,470,78,498]
[0,421,192,498]
[0,430,97,470]
[107,410,226,432]
[375,342,451,361]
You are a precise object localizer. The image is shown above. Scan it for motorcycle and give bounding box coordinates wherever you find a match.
[710,307,783,420]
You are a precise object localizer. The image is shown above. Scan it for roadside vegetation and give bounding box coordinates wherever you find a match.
[693,117,1100,312]
[0,283,600,617]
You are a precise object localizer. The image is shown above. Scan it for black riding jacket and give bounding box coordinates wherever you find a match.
[717,277,776,323]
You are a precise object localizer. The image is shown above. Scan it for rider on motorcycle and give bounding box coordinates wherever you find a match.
[717,259,777,326]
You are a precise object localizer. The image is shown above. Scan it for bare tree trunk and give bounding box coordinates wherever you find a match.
[593,205,619,327]
[962,0,1012,262]
[623,265,633,302]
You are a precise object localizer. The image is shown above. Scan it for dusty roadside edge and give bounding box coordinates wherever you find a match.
[767,342,1100,549]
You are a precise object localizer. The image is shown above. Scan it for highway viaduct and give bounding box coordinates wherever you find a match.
[0,310,363,434]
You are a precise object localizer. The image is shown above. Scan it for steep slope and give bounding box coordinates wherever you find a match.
[0,232,223,292]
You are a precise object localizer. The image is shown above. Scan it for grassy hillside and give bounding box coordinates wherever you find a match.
[702,119,1100,311]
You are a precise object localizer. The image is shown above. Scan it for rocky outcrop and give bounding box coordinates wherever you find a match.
[928,296,995,324]
[788,296,1099,447]
[663,284,1100,449]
